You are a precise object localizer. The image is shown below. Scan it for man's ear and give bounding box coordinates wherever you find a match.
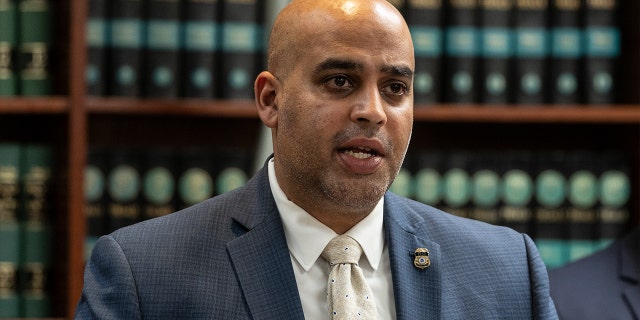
[254,71,280,128]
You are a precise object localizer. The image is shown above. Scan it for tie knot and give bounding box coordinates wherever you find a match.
[322,235,363,265]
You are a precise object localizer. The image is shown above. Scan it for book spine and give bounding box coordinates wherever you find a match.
[0,143,22,317]
[86,0,109,96]
[407,0,443,105]
[219,0,263,99]
[479,0,514,104]
[18,0,52,96]
[549,0,582,104]
[182,0,219,98]
[389,150,415,199]
[19,144,53,317]
[444,0,479,103]
[177,148,214,209]
[414,151,445,208]
[143,0,182,98]
[597,152,630,247]
[582,0,619,104]
[141,148,176,220]
[499,151,534,234]
[0,0,17,96]
[441,151,472,218]
[469,152,501,225]
[106,148,142,232]
[513,0,549,104]
[107,0,145,97]
[84,147,108,261]
[214,148,250,195]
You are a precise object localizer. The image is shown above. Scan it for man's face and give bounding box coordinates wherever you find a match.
[272,2,414,216]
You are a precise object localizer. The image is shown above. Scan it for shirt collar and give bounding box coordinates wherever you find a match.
[268,158,385,271]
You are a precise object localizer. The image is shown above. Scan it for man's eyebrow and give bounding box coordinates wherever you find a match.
[314,58,363,74]
[381,65,414,78]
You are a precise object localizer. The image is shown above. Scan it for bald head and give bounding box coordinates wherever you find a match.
[267,0,413,80]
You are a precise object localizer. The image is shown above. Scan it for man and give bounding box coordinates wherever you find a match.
[75,0,558,319]
[549,227,639,320]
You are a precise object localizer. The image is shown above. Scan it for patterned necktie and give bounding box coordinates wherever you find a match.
[322,235,378,319]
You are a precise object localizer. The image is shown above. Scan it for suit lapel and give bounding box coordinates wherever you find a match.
[385,197,442,320]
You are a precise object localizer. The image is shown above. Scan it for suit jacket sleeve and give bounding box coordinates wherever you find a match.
[74,235,142,320]
[524,233,559,320]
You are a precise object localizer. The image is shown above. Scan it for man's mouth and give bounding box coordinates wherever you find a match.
[341,146,378,159]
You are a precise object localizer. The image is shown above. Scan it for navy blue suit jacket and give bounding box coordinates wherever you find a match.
[549,227,639,320]
[75,161,558,319]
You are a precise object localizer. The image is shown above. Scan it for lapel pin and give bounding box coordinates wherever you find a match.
[413,248,430,269]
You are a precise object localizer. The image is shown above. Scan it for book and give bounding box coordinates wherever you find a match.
[84,146,108,261]
[413,150,445,208]
[106,148,142,232]
[214,148,250,195]
[469,151,501,225]
[107,0,144,97]
[17,0,52,96]
[513,0,549,104]
[582,0,619,104]
[219,0,263,99]
[0,143,21,317]
[0,0,17,96]
[499,151,534,234]
[19,144,53,317]
[389,150,415,199]
[549,0,582,104]
[441,151,472,218]
[182,0,220,98]
[406,0,443,105]
[597,151,630,247]
[443,0,479,103]
[143,0,182,98]
[478,0,514,104]
[141,148,176,220]
[177,148,214,209]
[86,0,108,96]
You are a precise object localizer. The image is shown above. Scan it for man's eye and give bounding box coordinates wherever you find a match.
[325,76,352,89]
[383,82,408,96]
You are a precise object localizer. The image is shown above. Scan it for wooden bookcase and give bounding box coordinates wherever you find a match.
[0,0,638,318]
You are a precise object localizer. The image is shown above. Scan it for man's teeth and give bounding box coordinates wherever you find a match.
[344,147,375,159]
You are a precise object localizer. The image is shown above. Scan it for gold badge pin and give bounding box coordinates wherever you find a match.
[414,248,430,269]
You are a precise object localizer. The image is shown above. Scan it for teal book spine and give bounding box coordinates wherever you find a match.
[18,0,52,96]
[214,148,250,196]
[177,148,214,209]
[582,0,619,104]
[407,0,443,105]
[533,151,569,268]
[143,0,182,98]
[414,151,445,208]
[19,144,53,317]
[106,148,142,232]
[389,150,415,200]
[86,0,108,96]
[549,0,582,104]
[84,146,108,261]
[513,0,549,104]
[219,0,263,99]
[597,152,630,247]
[441,151,472,219]
[107,0,144,97]
[469,151,501,225]
[182,0,219,98]
[141,148,176,220]
[0,0,17,96]
[444,0,479,103]
[499,151,534,235]
[0,143,22,317]
[479,0,514,104]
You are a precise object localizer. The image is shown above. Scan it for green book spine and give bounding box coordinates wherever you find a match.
[583,0,619,104]
[407,0,443,105]
[597,151,630,247]
[219,0,263,99]
[513,0,549,104]
[177,148,214,209]
[86,0,108,96]
[19,144,53,317]
[143,0,182,98]
[214,148,250,196]
[18,0,52,96]
[107,0,144,97]
[182,0,219,98]
[84,147,108,261]
[441,151,472,219]
[0,0,17,96]
[444,0,480,103]
[0,143,22,317]
[414,150,445,208]
[141,148,176,220]
[533,151,569,268]
[106,148,142,232]
[479,0,514,104]
[499,151,534,234]
[389,149,415,200]
[549,0,582,104]
[469,151,501,225]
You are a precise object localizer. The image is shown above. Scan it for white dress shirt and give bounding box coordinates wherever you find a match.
[268,159,396,319]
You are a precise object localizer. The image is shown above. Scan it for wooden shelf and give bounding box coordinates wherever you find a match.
[0,97,69,114]
[86,97,258,118]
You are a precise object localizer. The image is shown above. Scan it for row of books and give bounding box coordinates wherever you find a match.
[86,0,264,99]
[84,145,253,260]
[0,143,53,318]
[393,0,621,105]
[0,0,52,96]
[390,149,632,268]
